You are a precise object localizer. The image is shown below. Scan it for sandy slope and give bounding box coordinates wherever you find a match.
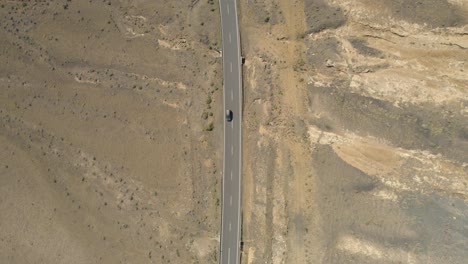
[0,0,222,263]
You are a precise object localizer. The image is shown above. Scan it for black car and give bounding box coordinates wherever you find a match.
[226,110,233,122]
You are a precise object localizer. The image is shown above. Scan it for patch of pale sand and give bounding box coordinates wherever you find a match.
[307,73,334,87]
[399,149,468,194]
[333,138,401,176]
[162,101,179,109]
[70,67,188,91]
[209,49,222,58]
[246,247,256,264]
[272,146,288,264]
[382,179,413,192]
[337,235,417,263]
[128,72,188,90]
[308,6,468,106]
[75,151,157,211]
[373,189,399,202]
[307,125,345,145]
[258,125,278,147]
[307,126,468,197]
[158,38,189,50]
[244,56,273,117]
[338,235,383,259]
[242,151,254,238]
[158,24,168,36]
[203,158,213,168]
[331,0,466,35]
[245,56,258,91]
[446,0,468,7]
[127,15,147,22]
[74,76,98,85]
[124,27,145,38]
[114,15,149,38]
[261,100,272,118]
[158,220,171,240]
[189,236,217,258]
[349,68,467,106]
[272,233,286,264]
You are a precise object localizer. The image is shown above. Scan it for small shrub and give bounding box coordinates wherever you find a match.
[264,17,270,23]
[205,122,214,131]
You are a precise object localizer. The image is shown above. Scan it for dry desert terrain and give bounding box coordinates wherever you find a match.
[0,0,223,263]
[1,0,468,264]
[240,0,468,263]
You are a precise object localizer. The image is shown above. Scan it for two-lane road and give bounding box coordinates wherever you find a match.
[218,0,242,264]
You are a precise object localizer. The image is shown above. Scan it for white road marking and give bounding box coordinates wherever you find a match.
[229,32,232,43]
[227,4,230,14]
[228,248,231,264]
[230,171,233,181]
[231,145,233,155]
[231,121,233,129]
[229,222,232,231]
[230,195,232,206]
[230,62,233,72]
[230,89,233,100]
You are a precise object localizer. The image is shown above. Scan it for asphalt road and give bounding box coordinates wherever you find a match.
[218,0,242,264]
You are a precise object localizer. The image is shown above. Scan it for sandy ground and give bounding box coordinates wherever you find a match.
[0,0,222,263]
[240,0,468,263]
